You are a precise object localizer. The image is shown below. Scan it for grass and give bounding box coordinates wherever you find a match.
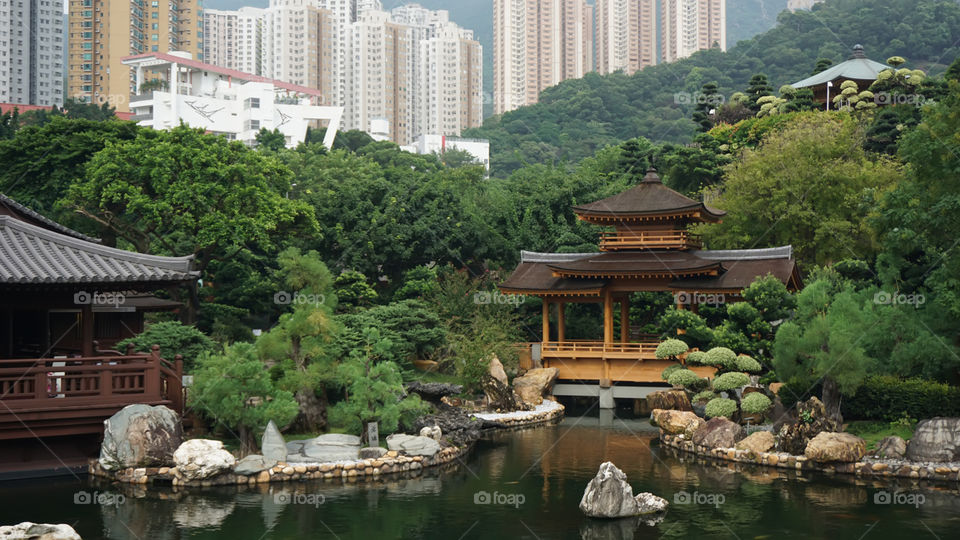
[846,419,916,450]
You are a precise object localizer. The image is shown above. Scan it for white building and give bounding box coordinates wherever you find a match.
[661,0,726,63]
[0,0,64,106]
[404,134,490,173]
[123,51,343,148]
[203,8,267,77]
[420,22,483,138]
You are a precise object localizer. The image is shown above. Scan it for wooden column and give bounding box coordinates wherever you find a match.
[603,289,613,345]
[541,298,550,343]
[81,305,94,357]
[557,302,566,343]
[620,297,630,344]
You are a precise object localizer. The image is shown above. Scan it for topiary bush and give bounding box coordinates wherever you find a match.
[741,392,773,415]
[842,375,960,421]
[661,363,685,381]
[735,355,762,373]
[118,321,217,372]
[692,390,718,403]
[712,372,750,392]
[686,351,707,365]
[704,347,737,370]
[656,338,689,359]
[667,369,707,391]
[705,398,738,419]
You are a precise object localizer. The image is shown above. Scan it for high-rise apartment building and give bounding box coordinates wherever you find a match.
[264,0,334,104]
[595,0,656,75]
[67,0,203,110]
[493,0,593,115]
[203,8,266,76]
[661,0,725,63]
[420,22,482,138]
[1,0,65,106]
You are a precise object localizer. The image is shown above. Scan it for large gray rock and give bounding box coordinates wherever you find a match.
[261,420,287,463]
[302,434,361,462]
[907,417,960,462]
[359,447,388,459]
[234,454,276,475]
[692,417,745,449]
[650,409,704,438]
[173,439,236,481]
[875,435,907,459]
[386,434,442,457]
[99,404,182,471]
[579,462,669,518]
[285,440,306,455]
[804,432,866,463]
[512,367,559,406]
[489,356,509,386]
[0,522,81,540]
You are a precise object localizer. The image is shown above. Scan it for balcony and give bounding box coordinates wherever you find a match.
[599,230,702,251]
[538,341,715,383]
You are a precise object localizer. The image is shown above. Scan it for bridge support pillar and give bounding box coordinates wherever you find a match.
[599,386,615,409]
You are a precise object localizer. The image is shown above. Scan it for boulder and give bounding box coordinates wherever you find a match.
[302,434,361,462]
[419,425,442,441]
[412,402,499,447]
[489,356,509,386]
[358,447,388,459]
[285,440,306,455]
[98,404,182,471]
[482,375,526,413]
[173,439,236,481]
[512,367,559,406]
[692,417,746,449]
[804,432,866,463]
[0,522,81,540]
[874,436,907,459]
[404,381,464,403]
[646,389,692,412]
[775,396,841,455]
[386,434,442,457]
[906,417,960,462]
[261,420,287,463]
[579,462,668,518]
[735,431,775,454]
[650,409,704,438]
[234,454,276,475]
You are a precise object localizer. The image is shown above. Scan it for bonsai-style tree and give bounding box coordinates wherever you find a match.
[117,320,216,372]
[667,369,708,391]
[712,372,750,392]
[704,398,738,419]
[741,393,773,416]
[703,347,738,370]
[655,338,689,361]
[735,355,763,373]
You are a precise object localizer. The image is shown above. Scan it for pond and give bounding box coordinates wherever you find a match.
[2,411,959,539]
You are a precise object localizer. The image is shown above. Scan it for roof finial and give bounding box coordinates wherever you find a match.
[642,167,661,184]
[851,44,866,59]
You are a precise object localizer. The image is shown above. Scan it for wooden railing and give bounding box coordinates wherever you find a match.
[599,230,701,251]
[541,340,660,359]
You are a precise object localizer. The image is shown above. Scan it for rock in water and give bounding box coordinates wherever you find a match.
[234,454,276,475]
[579,462,668,518]
[0,522,81,540]
[650,409,704,438]
[261,420,287,463]
[735,431,776,454]
[412,402,499,447]
[646,389,692,412]
[301,434,361,462]
[692,417,746,449]
[804,432,866,463]
[512,367,559,406]
[482,374,526,412]
[775,396,841,454]
[99,404,182,471]
[874,435,907,459]
[386,434,442,457]
[906,417,960,462]
[173,439,236,481]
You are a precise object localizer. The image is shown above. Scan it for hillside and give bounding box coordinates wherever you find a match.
[465,0,960,177]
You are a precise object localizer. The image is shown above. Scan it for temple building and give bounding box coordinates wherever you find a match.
[498,169,800,407]
[791,44,890,105]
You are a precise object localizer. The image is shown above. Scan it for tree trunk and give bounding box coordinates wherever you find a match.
[238,424,257,457]
[293,389,327,433]
[821,377,844,424]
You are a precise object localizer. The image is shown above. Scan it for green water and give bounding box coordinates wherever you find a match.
[1,414,959,539]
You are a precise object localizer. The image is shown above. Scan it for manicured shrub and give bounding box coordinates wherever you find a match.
[118,320,217,372]
[692,390,718,403]
[656,338,689,359]
[735,355,762,373]
[704,347,738,369]
[842,375,960,421]
[686,351,708,365]
[712,372,750,392]
[661,363,685,381]
[741,392,773,414]
[705,398,738,419]
[667,369,707,391]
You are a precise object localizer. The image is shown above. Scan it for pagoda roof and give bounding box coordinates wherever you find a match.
[0,193,100,243]
[792,45,890,89]
[572,168,725,222]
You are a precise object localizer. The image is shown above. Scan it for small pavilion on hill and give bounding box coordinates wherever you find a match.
[791,44,890,105]
[498,169,801,407]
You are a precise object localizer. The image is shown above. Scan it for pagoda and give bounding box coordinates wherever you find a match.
[498,169,801,404]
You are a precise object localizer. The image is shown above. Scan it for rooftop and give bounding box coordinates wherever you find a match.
[791,45,890,88]
[572,168,725,221]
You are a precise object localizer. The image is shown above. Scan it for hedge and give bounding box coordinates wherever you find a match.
[842,375,960,421]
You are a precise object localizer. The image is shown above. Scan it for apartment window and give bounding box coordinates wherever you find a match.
[151,45,158,51]
[152,34,158,41]
[151,23,158,30]
[244,119,260,131]
[243,97,259,109]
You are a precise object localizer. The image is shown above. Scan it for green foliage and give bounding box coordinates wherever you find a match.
[658,309,714,349]
[712,372,751,392]
[740,392,773,415]
[692,390,718,403]
[704,347,738,370]
[255,128,286,152]
[735,355,763,373]
[704,398,738,419]
[841,375,960,421]
[685,351,708,365]
[117,321,216,372]
[336,300,446,369]
[333,270,378,311]
[667,369,706,391]
[393,265,439,300]
[661,363,685,381]
[655,339,690,359]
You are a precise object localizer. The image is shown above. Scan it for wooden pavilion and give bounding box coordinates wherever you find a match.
[791,44,890,105]
[498,169,800,405]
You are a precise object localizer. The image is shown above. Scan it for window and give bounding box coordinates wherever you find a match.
[243,97,259,109]
[244,119,260,131]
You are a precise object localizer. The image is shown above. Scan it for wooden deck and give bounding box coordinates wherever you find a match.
[540,341,714,383]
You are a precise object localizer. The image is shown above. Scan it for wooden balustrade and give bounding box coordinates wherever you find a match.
[598,230,701,250]
[537,340,714,383]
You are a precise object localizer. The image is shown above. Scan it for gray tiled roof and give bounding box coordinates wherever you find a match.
[791,45,890,88]
[0,193,101,243]
[0,215,198,285]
